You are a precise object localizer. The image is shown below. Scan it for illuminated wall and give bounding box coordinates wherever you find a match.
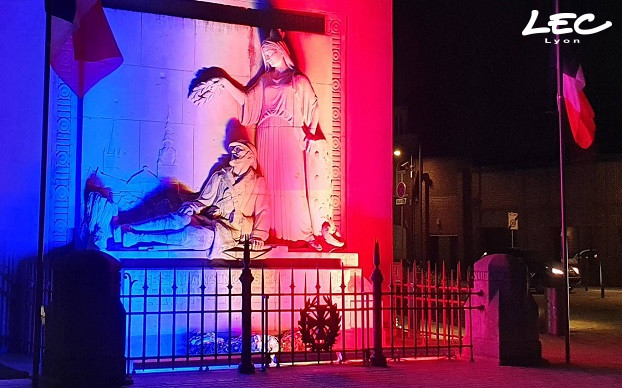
[0,1,46,263]
[77,11,337,193]
[0,0,392,279]
[269,0,394,277]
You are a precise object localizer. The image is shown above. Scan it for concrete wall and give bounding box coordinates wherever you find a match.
[0,0,46,351]
[0,1,45,264]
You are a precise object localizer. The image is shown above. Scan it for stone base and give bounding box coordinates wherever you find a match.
[500,339,543,366]
[474,338,543,366]
[370,353,388,367]
[238,362,255,374]
[107,245,359,267]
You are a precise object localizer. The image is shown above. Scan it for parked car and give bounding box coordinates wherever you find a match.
[480,248,581,293]
[542,258,581,291]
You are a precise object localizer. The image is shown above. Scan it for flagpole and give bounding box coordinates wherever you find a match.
[555,0,571,365]
[33,1,53,385]
[418,137,423,264]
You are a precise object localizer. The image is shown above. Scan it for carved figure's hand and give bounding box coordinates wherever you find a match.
[178,204,195,216]
[299,133,311,152]
[250,238,265,250]
[304,137,312,153]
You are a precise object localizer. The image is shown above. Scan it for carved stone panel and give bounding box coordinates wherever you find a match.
[53,7,347,252]
[48,75,76,249]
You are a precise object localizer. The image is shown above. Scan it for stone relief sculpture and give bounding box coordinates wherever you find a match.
[189,29,343,251]
[85,140,269,256]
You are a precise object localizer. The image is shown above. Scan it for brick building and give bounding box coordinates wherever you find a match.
[394,154,622,287]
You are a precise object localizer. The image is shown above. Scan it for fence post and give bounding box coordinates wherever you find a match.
[238,237,255,374]
[370,241,387,367]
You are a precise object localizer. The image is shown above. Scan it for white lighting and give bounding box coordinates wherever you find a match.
[551,267,564,276]
[394,149,402,157]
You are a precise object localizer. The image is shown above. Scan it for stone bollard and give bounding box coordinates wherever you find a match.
[467,254,542,366]
[43,250,127,387]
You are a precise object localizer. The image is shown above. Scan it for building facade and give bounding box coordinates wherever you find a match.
[393,151,622,287]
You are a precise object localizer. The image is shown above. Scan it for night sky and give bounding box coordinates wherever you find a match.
[393,1,622,166]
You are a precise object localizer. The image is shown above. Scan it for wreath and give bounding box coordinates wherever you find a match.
[298,296,341,352]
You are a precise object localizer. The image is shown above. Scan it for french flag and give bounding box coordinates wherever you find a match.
[49,0,123,97]
[562,63,596,149]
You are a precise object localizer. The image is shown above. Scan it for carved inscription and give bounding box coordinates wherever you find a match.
[329,17,344,232]
[53,82,73,247]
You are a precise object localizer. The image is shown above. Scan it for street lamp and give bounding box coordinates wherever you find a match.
[393,141,425,266]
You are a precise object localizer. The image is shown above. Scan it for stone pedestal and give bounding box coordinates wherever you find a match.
[467,254,542,366]
[43,251,127,387]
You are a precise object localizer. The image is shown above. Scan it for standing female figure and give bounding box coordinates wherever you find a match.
[193,30,342,249]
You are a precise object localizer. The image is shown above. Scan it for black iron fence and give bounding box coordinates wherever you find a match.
[1,255,38,354]
[120,243,477,374]
[0,261,11,351]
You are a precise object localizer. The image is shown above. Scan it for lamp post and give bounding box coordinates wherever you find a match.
[394,149,409,264]
[394,141,424,266]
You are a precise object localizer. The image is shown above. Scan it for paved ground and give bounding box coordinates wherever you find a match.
[1,288,621,387]
[538,288,622,372]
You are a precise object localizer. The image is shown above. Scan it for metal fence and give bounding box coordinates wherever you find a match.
[390,260,474,361]
[0,261,11,351]
[1,255,38,354]
[120,243,477,374]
